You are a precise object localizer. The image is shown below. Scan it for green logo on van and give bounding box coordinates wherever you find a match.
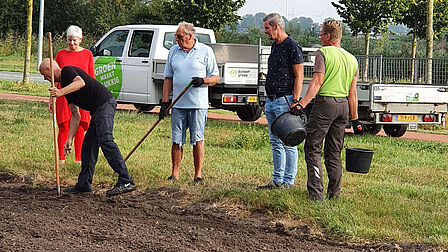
[94,56,122,99]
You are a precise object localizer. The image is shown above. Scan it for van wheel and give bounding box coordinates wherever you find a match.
[365,124,382,135]
[236,105,263,121]
[133,104,156,112]
[383,124,407,137]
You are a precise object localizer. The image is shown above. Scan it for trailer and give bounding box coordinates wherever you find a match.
[258,47,448,137]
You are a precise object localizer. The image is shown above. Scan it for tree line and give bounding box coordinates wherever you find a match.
[1,0,447,59]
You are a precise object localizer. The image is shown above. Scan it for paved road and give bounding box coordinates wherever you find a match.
[1,92,448,143]
[0,71,46,83]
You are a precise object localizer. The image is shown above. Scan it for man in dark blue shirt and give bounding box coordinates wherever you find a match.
[40,58,135,196]
[257,13,304,190]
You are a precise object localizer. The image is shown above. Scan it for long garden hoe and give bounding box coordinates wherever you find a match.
[47,32,61,195]
[124,81,193,162]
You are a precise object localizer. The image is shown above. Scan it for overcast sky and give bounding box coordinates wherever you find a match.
[238,0,341,23]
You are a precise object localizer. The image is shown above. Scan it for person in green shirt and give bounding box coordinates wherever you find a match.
[296,20,363,201]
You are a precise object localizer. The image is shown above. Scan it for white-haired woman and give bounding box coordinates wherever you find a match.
[54,25,94,165]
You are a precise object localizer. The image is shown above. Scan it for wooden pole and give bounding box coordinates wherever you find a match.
[124,82,192,162]
[47,32,61,195]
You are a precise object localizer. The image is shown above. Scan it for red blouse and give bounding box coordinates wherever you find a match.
[55,49,95,125]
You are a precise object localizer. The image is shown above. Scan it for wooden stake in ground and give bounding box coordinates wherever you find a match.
[47,32,60,195]
[124,82,192,162]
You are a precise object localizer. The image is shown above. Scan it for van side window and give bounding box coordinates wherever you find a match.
[129,30,154,57]
[163,32,211,50]
[97,30,129,57]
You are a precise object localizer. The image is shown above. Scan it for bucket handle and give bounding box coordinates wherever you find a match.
[345,137,375,151]
[284,96,291,107]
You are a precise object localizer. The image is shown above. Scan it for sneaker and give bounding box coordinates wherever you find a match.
[75,160,82,165]
[106,183,136,196]
[193,177,203,184]
[281,183,294,189]
[63,186,92,194]
[59,160,66,165]
[256,181,282,190]
[167,175,177,181]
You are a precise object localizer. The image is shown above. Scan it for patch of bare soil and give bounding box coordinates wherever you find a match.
[0,173,441,251]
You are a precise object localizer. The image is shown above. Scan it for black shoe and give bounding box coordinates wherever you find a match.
[106,183,136,196]
[193,177,203,184]
[256,181,282,190]
[167,175,177,181]
[63,186,92,194]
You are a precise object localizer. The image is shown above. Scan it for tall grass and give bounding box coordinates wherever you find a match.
[0,99,447,247]
[0,32,98,73]
[0,80,48,96]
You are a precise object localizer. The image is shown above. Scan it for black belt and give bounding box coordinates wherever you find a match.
[267,93,292,101]
[315,95,347,102]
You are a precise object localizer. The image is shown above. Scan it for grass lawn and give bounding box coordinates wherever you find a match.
[0,55,39,73]
[0,98,447,247]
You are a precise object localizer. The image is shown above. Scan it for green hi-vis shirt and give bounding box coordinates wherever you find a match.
[316,46,358,97]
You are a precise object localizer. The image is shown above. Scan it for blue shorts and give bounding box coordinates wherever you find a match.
[171,108,207,145]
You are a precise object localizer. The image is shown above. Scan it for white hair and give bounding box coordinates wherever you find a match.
[263,13,285,30]
[66,25,83,38]
[178,21,196,36]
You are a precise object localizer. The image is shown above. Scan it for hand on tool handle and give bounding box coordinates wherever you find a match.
[191,77,204,87]
[49,87,63,98]
[159,102,171,120]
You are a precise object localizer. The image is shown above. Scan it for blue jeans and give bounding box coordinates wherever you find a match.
[265,95,298,185]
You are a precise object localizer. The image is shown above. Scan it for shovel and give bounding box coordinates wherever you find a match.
[47,32,61,195]
[124,81,193,161]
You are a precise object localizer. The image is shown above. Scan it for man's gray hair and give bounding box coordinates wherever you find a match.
[66,25,83,38]
[263,13,285,30]
[178,21,196,36]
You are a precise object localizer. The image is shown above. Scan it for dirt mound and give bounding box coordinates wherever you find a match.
[0,173,439,251]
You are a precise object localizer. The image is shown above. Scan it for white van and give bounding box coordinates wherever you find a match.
[90,24,216,111]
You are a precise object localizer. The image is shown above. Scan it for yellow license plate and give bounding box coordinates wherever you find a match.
[247,96,257,103]
[397,115,418,121]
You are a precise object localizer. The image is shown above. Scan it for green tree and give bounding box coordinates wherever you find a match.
[397,0,448,82]
[332,0,408,81]
[164,0,246,31]
[22,0,33,84]
[427,0,434,84]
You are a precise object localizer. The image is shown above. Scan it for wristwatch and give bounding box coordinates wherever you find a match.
[292,99,299,103]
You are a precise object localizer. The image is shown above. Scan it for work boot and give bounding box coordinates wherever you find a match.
[106,183,136,196]
[63,186,92,194]
[256,181,282,190]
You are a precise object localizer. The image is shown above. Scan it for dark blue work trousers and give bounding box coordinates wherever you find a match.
[75,98,134,191]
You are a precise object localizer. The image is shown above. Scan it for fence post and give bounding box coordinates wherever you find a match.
[372,56,377,83]
[379,55,383,84]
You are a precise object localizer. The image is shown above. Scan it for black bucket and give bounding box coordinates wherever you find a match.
[271,112,307,147]
[345,148,374,174]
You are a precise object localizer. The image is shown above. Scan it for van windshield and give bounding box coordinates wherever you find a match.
[163,33,211,49]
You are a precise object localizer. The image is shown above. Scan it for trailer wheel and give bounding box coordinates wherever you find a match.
[133,104,156,112]
[364,124,382,135]
[236,105,263,121]
[383,124,407,137]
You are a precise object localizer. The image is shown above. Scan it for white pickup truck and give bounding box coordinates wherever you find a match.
[90,24,266,121]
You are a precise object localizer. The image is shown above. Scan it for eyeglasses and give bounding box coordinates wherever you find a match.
[176,34,188,40]
[319,32,328,38]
